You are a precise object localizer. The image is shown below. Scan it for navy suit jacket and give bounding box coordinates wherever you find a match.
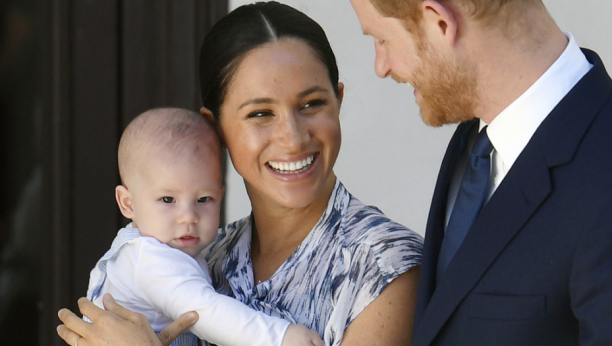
[412,49,612,345]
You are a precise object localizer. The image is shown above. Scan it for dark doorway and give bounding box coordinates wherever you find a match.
[0,1,227,344]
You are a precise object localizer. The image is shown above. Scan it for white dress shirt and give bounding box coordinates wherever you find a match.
[446,32,592,227]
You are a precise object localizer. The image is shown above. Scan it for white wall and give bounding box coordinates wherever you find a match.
[544,0,612,70]
[225,0,612,236]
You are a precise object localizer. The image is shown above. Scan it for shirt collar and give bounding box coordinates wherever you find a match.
[481,32,592,170]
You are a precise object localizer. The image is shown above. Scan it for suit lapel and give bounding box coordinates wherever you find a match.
[415,143,552,345]
[413,49,612,346]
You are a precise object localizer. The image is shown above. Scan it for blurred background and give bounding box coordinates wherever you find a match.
[0,1,610,344]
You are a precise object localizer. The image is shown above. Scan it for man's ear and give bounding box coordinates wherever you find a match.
[421,0,459,47]
[115,185,134,219]
[200,107,226,148]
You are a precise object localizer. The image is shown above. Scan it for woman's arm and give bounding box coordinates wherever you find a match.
[56,294,198,346]
[339,266,419,346]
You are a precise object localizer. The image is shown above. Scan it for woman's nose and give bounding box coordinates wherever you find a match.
[374,41,391,78]
[276,112,309,150]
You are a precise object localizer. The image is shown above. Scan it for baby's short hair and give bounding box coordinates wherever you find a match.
[117,107,219,185]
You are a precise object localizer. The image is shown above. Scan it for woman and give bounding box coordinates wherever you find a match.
[57,2,422,345]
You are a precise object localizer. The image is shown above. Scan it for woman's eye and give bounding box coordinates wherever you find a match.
[247,110,272,118]
[302,99,326,112]
[161,197,175,203]
[197,197,210,203]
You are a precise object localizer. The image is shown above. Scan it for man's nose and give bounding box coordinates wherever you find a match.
[374,41,391,78]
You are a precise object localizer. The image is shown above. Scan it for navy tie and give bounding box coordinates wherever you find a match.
[437,126,493,281]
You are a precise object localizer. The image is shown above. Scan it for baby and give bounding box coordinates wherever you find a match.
[86,108,322,346]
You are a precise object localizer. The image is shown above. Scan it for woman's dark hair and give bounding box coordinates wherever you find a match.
[199,1,340,119]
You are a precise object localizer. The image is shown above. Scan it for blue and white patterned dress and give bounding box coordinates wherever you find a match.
[204,180,423,346]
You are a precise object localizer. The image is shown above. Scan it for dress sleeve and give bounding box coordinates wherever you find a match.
[346,219,423,325]
[119,238,290,346]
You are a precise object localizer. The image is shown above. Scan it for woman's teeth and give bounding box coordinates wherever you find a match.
[268,155,314,174]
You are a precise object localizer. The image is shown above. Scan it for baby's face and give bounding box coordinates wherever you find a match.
[128,152,223,257]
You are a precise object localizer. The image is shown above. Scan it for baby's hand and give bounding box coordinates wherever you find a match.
[281,324,324,346]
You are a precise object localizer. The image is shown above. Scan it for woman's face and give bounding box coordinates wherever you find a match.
[219,38,343,210]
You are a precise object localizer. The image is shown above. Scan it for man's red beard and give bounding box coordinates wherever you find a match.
[409,39,479,127]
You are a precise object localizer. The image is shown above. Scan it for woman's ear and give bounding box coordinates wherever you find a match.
[200,106,216,124]
[200,107,227,148]
[337,82,345,107]
[115,185,134,219]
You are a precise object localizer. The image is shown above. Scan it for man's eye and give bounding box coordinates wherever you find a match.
[161,197,175,203]
[197,197,210,203]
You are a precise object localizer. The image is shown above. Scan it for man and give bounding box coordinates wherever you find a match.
[350,0,612,345]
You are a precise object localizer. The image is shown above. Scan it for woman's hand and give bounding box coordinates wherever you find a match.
[56,294,199,346]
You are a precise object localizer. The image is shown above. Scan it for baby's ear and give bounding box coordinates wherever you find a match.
[115,185,134,219]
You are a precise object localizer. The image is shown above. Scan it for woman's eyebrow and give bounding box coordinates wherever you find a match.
[238,97,274,109]
[298,86,329,98]
[238,86,330,109]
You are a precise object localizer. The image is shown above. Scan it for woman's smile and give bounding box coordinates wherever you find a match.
[267,153,317,174]
[267,154,315,174]
[219,38,343,209]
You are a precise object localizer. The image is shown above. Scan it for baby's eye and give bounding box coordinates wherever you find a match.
[161,197,175,203]
[197,197,210,203]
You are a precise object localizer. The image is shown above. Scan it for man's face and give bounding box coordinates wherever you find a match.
[350,0,477,126]
[350,0,419,81]
[411,39,478,126]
